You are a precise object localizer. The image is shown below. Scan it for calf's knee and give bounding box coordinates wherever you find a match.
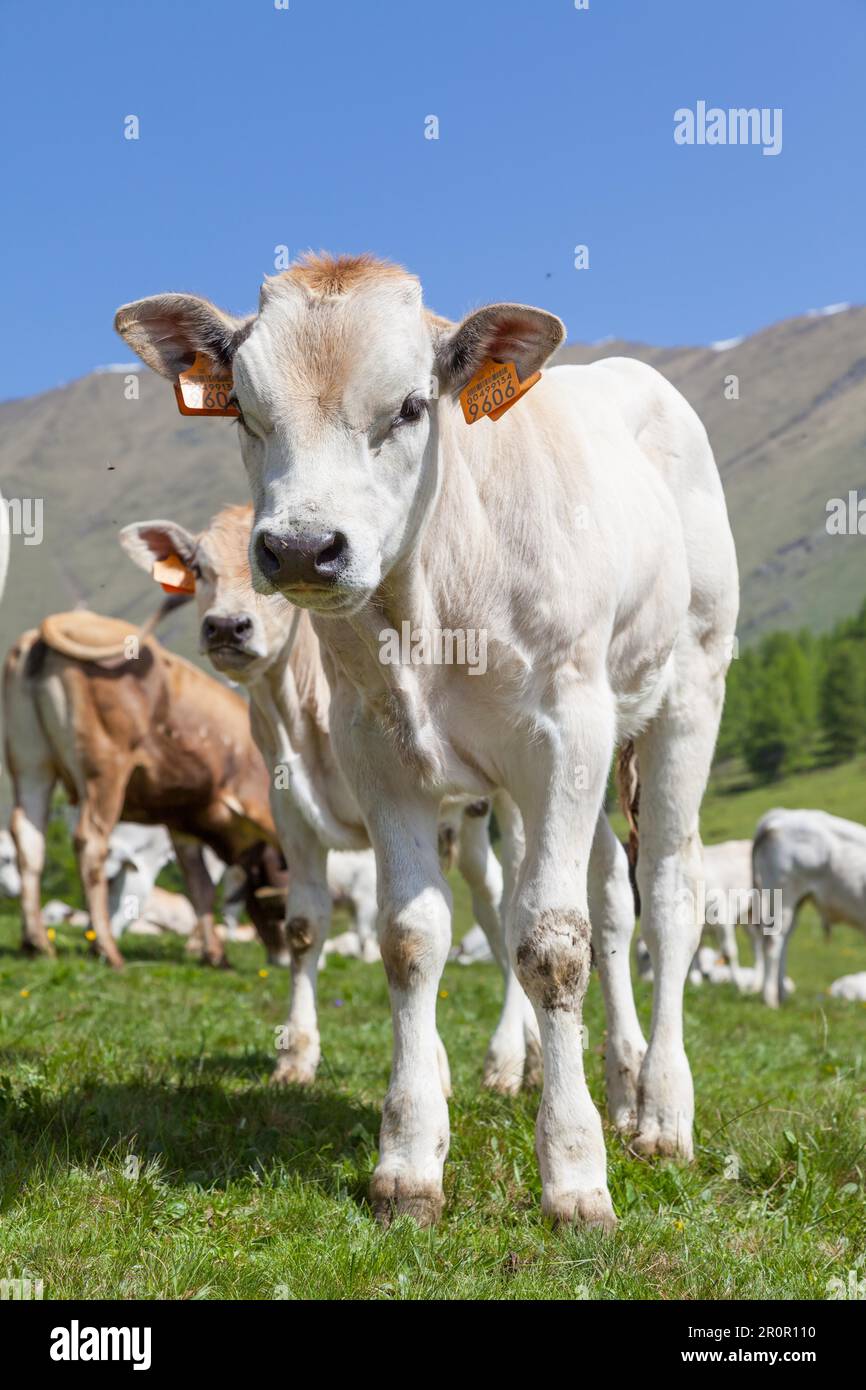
[514,909,591,1011]
[379,890,450,991]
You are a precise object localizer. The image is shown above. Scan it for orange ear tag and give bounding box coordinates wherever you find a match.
[152,555,196,595]
[174,352,239,417]
[459,359,541,425]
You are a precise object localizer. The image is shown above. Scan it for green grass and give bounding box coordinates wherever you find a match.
[0,767,865,1300]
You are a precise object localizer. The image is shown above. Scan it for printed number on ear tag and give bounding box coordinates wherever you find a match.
[152,555,196,594]
[174,352,239,417]
[459,359,541,425]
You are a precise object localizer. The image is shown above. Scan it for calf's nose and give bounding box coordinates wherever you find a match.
[202,613,254,645]
[255,530,348,588]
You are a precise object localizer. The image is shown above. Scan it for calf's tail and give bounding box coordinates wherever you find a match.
[616,739,641,918]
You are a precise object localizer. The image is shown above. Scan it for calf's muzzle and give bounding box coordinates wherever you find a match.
[202,614,254,648]
[254,529,348,589]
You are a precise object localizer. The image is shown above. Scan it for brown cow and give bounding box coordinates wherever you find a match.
[3,609,278,969]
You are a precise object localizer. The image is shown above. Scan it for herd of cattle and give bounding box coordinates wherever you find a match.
[2,253,864,1230]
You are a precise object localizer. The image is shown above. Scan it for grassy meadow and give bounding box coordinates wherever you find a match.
[0,760,865,1300]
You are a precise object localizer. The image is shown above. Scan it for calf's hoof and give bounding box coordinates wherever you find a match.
[631,1121,693,1161]
[22,937,56,960]
[610,1104,638,1137]
[88,942,124,970]
[270,1052,319,1087]
[203,952,231,970]
[606,1051,645,1136]
[369,1173,444,1228]
[542,1188,617,1233]
[482,1050,524,1096]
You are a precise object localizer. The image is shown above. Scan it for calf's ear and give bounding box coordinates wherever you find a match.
[114,293,253,379]
[119,520,197,571]
[434,302,565,393]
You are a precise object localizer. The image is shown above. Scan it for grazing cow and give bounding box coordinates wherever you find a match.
[3,610,280,968]
[103,822,175,937]
[120,505,540,1091]
[753,808,866,1007]
[104,822,253,943]
[115,251,738,1228]
[829,972,866,1002]
[0,829,22,898]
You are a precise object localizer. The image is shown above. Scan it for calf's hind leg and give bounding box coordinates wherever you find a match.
[633,647,726,1159]
[589,815,646,1134]
[456,800,532,1094]
[271,819,332,1087]
[9,771,55,958]
[508,690,617,1230]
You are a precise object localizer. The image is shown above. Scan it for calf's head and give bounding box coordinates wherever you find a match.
[116,254,564,615]
[120,505,292,680]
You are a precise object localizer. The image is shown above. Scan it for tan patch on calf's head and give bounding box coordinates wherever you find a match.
[265,251,417,301]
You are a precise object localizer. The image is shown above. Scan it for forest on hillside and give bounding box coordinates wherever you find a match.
[717,595,866,781]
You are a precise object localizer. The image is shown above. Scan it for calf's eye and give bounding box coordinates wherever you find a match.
[394,394,426,427]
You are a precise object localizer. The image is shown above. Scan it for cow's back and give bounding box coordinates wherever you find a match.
[5,615,274,853]
[754,808,866,927]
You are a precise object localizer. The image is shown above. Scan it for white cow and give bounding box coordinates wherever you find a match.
[0,828,22,897]
[120,505,539,1093]
[116,251,738,1230]
[753,808,866,1007]
[104,822,176,938]
[829,972,866,1001]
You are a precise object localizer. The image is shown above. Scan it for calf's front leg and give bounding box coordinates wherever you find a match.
[367,796,452,1226]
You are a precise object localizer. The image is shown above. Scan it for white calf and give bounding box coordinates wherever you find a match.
[116,252,737,1228]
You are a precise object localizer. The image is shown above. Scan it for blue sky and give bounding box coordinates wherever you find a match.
[2,0,861,401]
